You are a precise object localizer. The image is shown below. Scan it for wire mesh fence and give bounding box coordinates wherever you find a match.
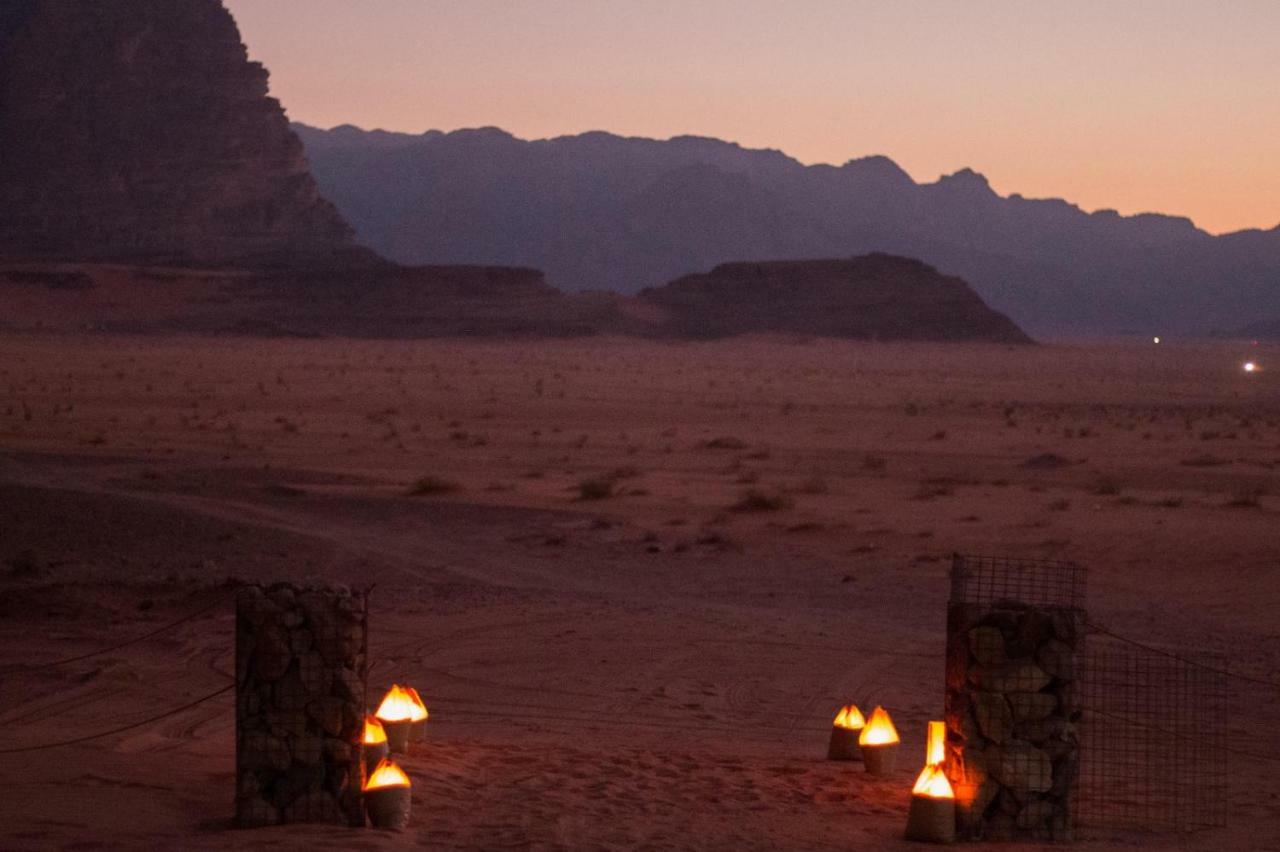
[950,553,1087,611]
[1077,640,1230,833]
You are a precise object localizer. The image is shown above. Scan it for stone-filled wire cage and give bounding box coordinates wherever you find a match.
[945,554,1086,842]
[1077,642,1229,832]
[236,584,370,828]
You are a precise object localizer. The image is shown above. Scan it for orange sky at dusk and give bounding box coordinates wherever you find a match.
[224,0,1280,235]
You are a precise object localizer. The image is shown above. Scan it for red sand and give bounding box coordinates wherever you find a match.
[1,334,1277,849]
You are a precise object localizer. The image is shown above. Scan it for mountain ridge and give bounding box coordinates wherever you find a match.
[294,122,1280,337]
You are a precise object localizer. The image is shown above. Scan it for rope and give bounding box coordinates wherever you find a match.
[16,593,231,671]
[0,683,234,754]
[1087,620,1280,690]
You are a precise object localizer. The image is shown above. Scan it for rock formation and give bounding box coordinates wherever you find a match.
[296,122,1280,337]
[637,254,1032,343]
[0,0,355,267]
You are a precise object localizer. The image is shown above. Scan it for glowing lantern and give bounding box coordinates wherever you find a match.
[1243,361,1259,373]
[925,719,946,767]
[362,757,411,830]
[827,704,866,761]
[1153,336,1160,344]
[857,705,900,775]
[904,720,956,843]
[362,714,389,776]
[375,683,428,753]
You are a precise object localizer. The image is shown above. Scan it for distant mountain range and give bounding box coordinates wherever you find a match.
[295,123,1280,338]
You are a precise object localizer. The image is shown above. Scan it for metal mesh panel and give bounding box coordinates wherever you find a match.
[1078,642,1229,832]
[950,554,1086,611]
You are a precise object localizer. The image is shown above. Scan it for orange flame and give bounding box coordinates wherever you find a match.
[911,764,955,800]
[376,683,428,723]
[363,714,387,745]
[926,720,945,766]
[363,757,411,791]
[833,704,866,730]
[857,705,900,746]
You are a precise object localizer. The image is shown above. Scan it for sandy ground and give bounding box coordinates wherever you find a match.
[0,334,1277,850]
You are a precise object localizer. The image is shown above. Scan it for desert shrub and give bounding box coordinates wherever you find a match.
[1022,453,1071,470]
[703,436,748,450]
[4,550,41,578]
[1090,479,1122,496]
[731,488,794,512]
[862,454,887,472]
[577,476,616,500]
[791,476,829,495]
[1226,489,1264,508]
[408,476,462,496]
[914,480,955,500]
[1180,455,1229,467]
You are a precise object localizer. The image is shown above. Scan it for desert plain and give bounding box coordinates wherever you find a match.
[0,333,1277,850]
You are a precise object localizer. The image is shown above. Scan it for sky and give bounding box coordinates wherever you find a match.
[224,0,1280,235]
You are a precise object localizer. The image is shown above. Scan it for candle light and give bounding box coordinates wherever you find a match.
[375,684,428,753]
[904,720,956,844]
[363,757,412,830]
[362,714,389,777]
[827,704,866,761]
[857,705,901,775]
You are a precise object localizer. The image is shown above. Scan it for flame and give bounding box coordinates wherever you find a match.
[833,704,866,730]
[911,764,955,800]
[376,683,428,723]
[926,720,946,766]
[363,714,387,745]
[406,686,429,721]
[363,757,411,791]
[857,705,900,746]
[1244,361,1259,373]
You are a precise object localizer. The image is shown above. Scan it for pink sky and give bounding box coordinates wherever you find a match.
[225,0,1280,235]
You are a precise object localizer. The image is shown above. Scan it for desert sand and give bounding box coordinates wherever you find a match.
[1,333,1277,850]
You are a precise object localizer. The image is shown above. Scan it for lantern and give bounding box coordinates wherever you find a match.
[363,714,389,776]
[827,704,866,761]
[363,757,411,830]
[904,720,956,844]
[857,705,900,775]
[375,683,428,753]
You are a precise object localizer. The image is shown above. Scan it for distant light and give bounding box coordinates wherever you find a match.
[1152,336,1160,344]
[1243,361,1259,373]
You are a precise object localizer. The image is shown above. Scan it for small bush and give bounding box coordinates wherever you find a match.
[408,476,462,496]
[703,436,748,450]
[577,477,616,501]
[862,454,887,472]
[5,550,42,578]
[793,476,829,495]
[731,489,794,512]
[1226,489,1263,508]
[1180,455,1229,467]
[1090,479,1122,497]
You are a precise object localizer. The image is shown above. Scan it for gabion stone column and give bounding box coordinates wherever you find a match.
[944,600,1083,841]
[236,584,369,827]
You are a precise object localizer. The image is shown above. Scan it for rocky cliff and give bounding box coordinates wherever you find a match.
[0,0,355,267]
[639,254,1032,343]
